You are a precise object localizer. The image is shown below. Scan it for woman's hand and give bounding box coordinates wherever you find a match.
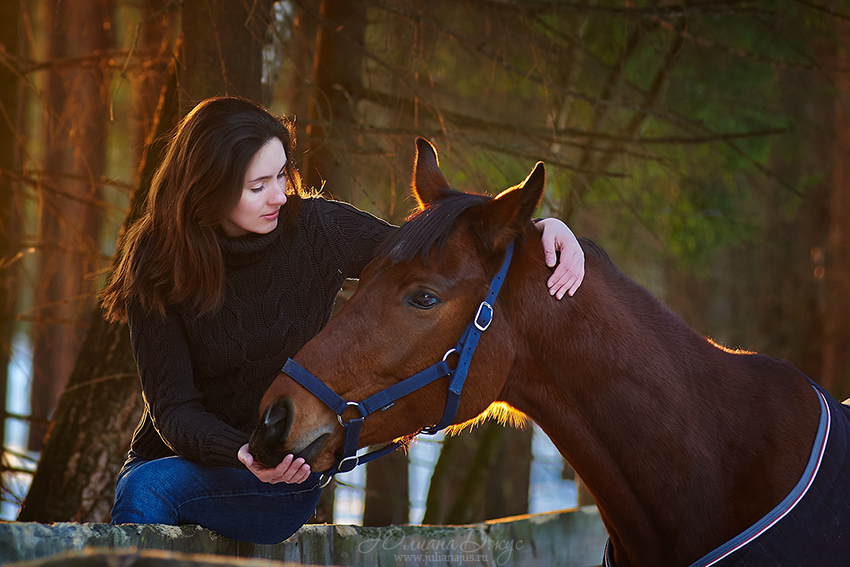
[238,443,312,484]
[536,218,585,299]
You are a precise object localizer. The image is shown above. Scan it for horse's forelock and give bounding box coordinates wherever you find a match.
[382,192,491,264]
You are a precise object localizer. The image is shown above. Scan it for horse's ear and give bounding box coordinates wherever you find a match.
[472,162,546,250]
[412,137,450,210]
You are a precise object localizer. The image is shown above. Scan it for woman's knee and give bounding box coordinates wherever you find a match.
[111,461,179,525]
[232,485,322,544]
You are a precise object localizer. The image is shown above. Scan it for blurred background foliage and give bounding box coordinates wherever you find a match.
[1,0,848,528]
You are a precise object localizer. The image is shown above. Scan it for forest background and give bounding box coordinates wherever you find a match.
[1,0,849,528]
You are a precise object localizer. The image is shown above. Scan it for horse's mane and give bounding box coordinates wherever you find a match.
[580,235,711,353]
[578,237,612,265]
[580,236,657,301]
[380,190,491,264]
[382,193,619,273]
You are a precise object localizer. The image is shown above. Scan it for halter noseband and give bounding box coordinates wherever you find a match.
[282,241,515,487]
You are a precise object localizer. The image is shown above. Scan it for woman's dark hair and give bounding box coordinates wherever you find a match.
[100,96,305,322]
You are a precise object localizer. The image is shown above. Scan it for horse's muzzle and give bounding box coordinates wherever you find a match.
[249,397,336,469]
[249,399,294,468]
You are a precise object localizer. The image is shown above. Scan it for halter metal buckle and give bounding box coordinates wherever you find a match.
[474,301,493,331]
[338,454,360,473]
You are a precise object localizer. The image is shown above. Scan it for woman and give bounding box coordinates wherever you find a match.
[100,96,584,544]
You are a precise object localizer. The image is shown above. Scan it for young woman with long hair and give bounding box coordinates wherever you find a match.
[100,96,584,544]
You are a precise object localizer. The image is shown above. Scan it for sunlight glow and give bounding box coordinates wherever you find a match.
[706,337,755,355]
[446,401,528,435]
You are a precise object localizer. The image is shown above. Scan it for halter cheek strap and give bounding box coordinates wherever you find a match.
[283,241,515,487]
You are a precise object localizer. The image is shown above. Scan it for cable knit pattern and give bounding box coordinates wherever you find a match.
[126,197,395,467]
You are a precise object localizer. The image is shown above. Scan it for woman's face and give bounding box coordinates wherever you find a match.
[220,137,289,237]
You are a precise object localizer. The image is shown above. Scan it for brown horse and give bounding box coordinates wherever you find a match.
[250,139,848,567]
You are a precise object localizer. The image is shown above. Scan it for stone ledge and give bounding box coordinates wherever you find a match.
[1,507,607,567]
[4,549,306,567]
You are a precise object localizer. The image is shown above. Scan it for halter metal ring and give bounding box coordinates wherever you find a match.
[318,472,334,488]
[337,401,361,426]
[442,348,457,362]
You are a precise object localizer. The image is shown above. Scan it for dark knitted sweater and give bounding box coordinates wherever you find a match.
[126,197,396,468]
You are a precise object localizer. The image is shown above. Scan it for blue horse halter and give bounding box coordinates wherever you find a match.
[281,241,515,487]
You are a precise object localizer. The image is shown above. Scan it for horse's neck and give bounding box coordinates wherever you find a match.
[500,257,820,566]
[504,322,710,563]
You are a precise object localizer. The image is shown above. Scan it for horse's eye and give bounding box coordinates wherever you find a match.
[409,290,440,309]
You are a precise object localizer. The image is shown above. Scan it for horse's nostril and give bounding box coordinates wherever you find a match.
[262,398,293,444]
[249,398,294,468]
[263,401,286,429]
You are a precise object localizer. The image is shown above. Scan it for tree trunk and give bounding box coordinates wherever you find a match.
[20,0,282,520]
[28,0,111,451]
[363,449,409,526]
[422,423,531,525]
[298,0,367,521]
[180,0,275,110]
[483,425,532,520]
[132,0,176,172]
[824,19,850,400]
[744,33,836,397]
[421,433,464,525]
[18,59,180,522]
[445,423,505,524]
[286,1,319,121]
[300,0,365,201]
[0,0,23,466]
[17,315,142,521]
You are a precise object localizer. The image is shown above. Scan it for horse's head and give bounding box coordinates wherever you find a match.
[249,138,548,472]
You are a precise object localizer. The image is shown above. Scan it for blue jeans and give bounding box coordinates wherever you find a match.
[111,452,322,544]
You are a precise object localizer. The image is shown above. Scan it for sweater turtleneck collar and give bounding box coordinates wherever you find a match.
[217,218,284,267]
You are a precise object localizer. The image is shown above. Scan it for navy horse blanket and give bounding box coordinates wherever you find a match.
[604,379,850,566]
